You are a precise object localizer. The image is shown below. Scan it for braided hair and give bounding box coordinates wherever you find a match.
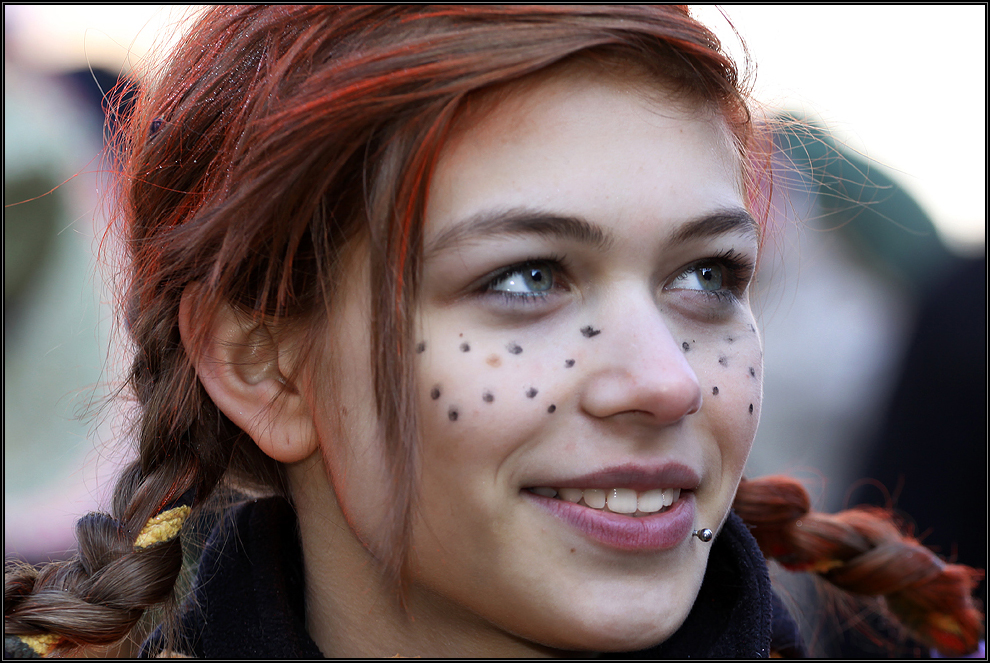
[735,476,984,656]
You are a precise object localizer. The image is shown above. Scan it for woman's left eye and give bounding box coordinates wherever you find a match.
[670,262,726,293]
[668,251,753,301]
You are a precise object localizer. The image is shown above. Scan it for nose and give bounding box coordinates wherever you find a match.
[579,294,702,425]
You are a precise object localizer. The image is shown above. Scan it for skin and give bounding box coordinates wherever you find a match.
[225,64,763,657]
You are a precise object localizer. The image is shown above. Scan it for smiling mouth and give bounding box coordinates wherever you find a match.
[526,487,683,518]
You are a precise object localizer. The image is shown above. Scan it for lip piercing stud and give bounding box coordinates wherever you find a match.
[693,528,714,543]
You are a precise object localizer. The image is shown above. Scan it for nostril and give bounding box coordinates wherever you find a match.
[686,391,703,416]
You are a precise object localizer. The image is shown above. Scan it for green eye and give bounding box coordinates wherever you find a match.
[694,264,723,291]
[491,264,554,294]
[672,262,725,292]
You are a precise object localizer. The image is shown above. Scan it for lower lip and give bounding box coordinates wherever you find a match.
[524,490,696,552]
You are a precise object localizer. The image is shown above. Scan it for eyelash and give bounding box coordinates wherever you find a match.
[670,249,755,304]
[477,249,755,307]
[479,255,570,307]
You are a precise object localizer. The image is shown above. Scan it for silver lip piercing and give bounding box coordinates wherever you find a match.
[692,528,714,543]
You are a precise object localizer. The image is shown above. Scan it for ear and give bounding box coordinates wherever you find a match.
[178,285,319,464]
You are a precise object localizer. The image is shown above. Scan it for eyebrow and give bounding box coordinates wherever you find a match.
[425,207,613,257]
[667,208,760,244]
[425,206,759,257]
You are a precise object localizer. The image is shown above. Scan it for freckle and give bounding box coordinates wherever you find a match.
[430,385,441,400]
[580,325,601,338]
[526,387,538,399]
[718,356,729,367]
[448,406,459,422]
[565,359,575,368]
[547,404,556,413]
[482,390,494,403]
[726,336,735,343]
[416,342,426,353]
[459,333,463,337]
[570,548,576,553]
[682,341,690,352]
[749,366,756,377]
[487,354,502,367]
[460,342,470,352]
[712,386,719,396]
[507,342,523,355]
[749,403,754,415]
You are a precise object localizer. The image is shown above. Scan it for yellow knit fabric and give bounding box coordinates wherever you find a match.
[134,505,191,549]
[19,633,61,656]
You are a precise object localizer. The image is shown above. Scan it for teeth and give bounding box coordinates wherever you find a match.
[606,488,638,514]
[558,488,583,503]
[637,489,665,512]
[583,489,606,509]
[530,486,685,515]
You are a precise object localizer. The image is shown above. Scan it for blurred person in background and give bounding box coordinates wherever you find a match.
[747,115,986,656]
[4,10,137,572]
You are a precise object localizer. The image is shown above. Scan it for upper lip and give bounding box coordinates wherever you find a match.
[527,462,701,493]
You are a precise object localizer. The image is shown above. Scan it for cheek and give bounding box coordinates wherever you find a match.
[415,330,570,467]
[685,330,763,466]
[411,316,606,503]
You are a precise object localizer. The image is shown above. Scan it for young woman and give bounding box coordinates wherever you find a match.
[4,6,983,658]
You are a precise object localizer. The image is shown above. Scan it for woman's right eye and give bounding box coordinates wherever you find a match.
[481,259,565,303]
[490,263,555,294]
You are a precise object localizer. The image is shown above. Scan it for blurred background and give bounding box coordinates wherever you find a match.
[4,5,986,655]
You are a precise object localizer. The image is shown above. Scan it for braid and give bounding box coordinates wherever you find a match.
[734,475,985,657]
[3,270,240,658]
[3,466,190,655]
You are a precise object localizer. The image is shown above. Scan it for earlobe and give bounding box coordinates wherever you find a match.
[178,285,318,464]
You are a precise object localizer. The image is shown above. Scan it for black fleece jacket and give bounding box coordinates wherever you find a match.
[143,497,805,658]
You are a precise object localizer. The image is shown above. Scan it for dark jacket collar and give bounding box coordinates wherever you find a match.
[144,497,803,658]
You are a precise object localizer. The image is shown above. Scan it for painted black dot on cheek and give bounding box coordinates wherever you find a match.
[718,356,729,367]
[580,325,601,338]
[430,385,441,400]
[460,342,470,352]
[448,406,459,422]
[712,386,719,396]
[526,387,538,399]
[682,341,690,352]
[749,403,754,415]
[726,336,735,343]
[482,391,494,403]
[565,359,575,368]
[507,342,523,355]
[547,404,556,413]
[749,366,756,377]
[416,341,427,354]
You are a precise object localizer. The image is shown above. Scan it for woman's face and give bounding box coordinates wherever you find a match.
[315,66,762,654]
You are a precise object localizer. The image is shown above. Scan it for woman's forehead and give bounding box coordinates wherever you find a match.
[425,65,743,241]
[448,57,724,151]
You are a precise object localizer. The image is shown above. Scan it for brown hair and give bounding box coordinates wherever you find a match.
[2,5,980,657]
[735,476,984,656]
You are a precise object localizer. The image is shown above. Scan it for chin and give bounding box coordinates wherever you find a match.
[514,594,693,654]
